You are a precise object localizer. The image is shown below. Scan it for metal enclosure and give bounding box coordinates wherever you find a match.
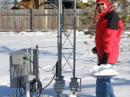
[10,48,39,88]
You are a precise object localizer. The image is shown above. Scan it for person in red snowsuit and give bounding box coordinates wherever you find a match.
[93,0,124,65]
[92,0,124,97]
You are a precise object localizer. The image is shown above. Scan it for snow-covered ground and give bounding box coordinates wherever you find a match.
[0,31,130,97]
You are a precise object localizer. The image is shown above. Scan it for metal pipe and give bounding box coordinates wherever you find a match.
[54,1,65,97]
[73,0,76,78]
[57,0,62,78]
[26,81,30,97]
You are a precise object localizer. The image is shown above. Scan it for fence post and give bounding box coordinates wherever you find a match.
[45,9,48,31]
[30,9,32,31]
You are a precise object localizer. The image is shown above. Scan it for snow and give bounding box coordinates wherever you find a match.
[81,0,89,3]
[89,64,119,76]
[0,31,130,97]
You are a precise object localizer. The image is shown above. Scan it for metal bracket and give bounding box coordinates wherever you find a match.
[70,77,81,93]
[54,76,65,93]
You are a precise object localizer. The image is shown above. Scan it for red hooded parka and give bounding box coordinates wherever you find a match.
[95,1,124,64]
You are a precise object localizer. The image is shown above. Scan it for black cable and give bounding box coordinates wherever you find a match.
[39,64,56,73]
[38,61,57,91]
[36,61,57,92]
[42,73,56,90]
[30,79,43,97]
[23,54,57,96]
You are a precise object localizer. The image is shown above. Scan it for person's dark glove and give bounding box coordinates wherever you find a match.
[100,53,108,64]
[92,47,97,54]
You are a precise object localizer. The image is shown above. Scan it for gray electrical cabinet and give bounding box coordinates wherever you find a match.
[10,48,39,88]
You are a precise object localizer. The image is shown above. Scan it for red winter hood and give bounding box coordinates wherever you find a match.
[96,0,111,7]
[99,4,113,17]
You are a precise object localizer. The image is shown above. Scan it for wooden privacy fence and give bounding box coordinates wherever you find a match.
[0,9,56,32]
[0,9,91,32]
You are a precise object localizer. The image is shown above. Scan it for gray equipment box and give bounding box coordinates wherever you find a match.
[10,48,39,88]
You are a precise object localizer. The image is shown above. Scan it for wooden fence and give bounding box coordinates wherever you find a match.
[0,9,90,32]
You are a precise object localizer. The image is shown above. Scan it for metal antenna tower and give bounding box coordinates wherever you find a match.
[54,0,81,97]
